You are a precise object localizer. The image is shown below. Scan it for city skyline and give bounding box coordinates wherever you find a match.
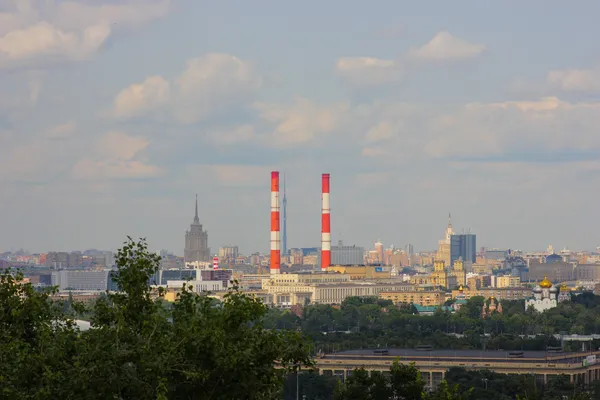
[2,1,600,254]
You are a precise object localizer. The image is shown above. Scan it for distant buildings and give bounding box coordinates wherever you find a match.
[184,195,210,264]
[436,214,454,266]
[331,242,364,265]
[450,234,476,266]
[485,248,508,260]
[51,270,110,291]
[525,277,558,312]
[218,245,239,260]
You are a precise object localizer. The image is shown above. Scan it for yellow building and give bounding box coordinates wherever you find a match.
[261,273,414,306]
[495,275,521,288]
[451,286,531,301]
[328,265,390,280]
[435,214,454,266]
[450,259,466,287]
[472,264,492,274]
[409,260,457,289]
[379,290,446,306]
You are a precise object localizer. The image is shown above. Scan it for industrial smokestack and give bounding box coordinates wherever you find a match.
[321,173,331,271]
[213,256,219,271]
[270,171,281,274]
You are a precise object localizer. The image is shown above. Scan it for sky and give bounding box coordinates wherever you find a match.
[1,0,600,255]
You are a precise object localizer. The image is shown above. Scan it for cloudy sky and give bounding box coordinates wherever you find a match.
[1,0,600,255]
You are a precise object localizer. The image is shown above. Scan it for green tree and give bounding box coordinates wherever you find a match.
[426,381,472,400]
[1,237,313,400]
[0,269,79,399]
[389,361,425,399]
[333,368,392,400]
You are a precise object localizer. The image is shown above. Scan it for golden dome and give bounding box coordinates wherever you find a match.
[458,285,464,292]
[539,276,552,288]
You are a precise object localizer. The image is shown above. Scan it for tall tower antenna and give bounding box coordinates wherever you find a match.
[282,173,287,257]
[321,173,331,271]
[270,172,281,274]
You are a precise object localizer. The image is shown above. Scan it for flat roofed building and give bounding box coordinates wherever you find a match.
[331,245,365,265]
[166,279,223,293]
[261,273,413,306]
[451,286,531,300]
[495,275,521,288]
[209,290,274,306]
[328,265,391,280]
[316,348,600,389]
[380,290,446,306]
[51,269,109,291]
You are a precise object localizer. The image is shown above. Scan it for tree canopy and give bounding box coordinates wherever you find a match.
[0,237,312,399]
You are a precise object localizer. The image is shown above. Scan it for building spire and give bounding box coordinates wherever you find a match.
[448,212,452,228]
[194,194,199,224]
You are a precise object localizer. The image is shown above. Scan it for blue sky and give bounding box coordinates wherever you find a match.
[1,0,600,255]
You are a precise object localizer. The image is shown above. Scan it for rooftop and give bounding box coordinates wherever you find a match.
[321,348,588,363]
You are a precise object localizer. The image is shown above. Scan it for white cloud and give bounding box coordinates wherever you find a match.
[111,76,171,118]
[111,53,261,123]
[254,98,350,148]
[424,97,600,158]
[0,22,110,64]
[174,54,261,124]
[335,57,403,86]
[547,66,600,93]
[71,131,162,180]
[335,31,485,87]
[408,31,486,61]
[0,0,170,69]
[45,121,77,140]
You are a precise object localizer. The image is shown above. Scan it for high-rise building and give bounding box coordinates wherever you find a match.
[436,213,454,266]
[450,233,477,265]
[218,245,239,259]
[374,240,384,265]
[184,195,210,264]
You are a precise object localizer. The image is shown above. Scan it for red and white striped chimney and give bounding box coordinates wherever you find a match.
[213,256,219,270]
[321,173,331,271]
[270,171,281,274]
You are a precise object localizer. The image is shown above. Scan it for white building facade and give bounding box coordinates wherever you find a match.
[525,276,558,312]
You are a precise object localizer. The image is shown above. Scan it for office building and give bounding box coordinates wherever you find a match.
[450,234,476,265]
[51,270,110,291]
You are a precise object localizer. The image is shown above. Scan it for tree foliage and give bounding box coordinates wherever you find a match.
[262,293,600,352]
[0,237,312,399]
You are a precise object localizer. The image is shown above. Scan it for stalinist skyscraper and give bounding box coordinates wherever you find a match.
[436,213,454,266]
[184,195,210,264]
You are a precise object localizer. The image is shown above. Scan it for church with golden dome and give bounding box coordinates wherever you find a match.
[525,276,558,312]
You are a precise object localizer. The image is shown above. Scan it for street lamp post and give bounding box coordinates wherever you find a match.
[291,363,301,400]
